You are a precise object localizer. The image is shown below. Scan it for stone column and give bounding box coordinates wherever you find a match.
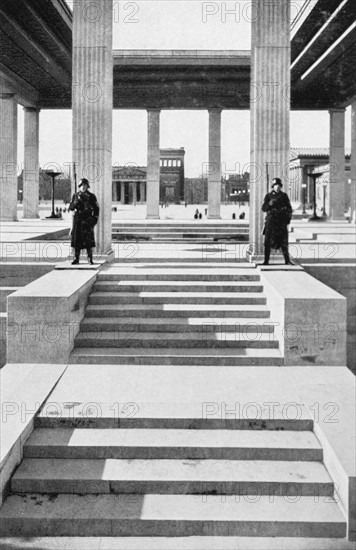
[120,182,125,204]
[248,0,290,261]
[329,108,346,220]
[132,181,137,205]
[0,93,18,221]
[112,181,118,202]
[72,0,113,256]
[350,102,356,224]
[140,181,146,202]
[208,109,222,219]
[296,166,304,204]
[23,108,40,218]
[146,109,160,219]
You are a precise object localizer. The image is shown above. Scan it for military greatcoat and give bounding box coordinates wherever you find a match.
[69,190,99,250]
[262,190,292,250]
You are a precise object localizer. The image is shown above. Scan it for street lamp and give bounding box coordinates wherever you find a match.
[307,172,323,222]
[45,171,62,219]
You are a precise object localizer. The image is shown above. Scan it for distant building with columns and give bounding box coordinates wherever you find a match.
[289,148,351,215]
[112,148,185,205]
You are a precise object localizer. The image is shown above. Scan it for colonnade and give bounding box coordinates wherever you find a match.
[0,0,355,258]
[113,181,146,204]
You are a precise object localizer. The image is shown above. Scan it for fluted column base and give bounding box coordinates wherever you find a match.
[23,108,40,219]
[72,0,113,255]
[146,109,160,220]
[329,108,346,221]
[248,0,290,259]
[208,109,221,220]
[351,102,356,224]
[0,94,18,221]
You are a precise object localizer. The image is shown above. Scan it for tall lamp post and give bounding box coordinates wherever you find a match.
[307,172,323,222]
[45,171,62,219]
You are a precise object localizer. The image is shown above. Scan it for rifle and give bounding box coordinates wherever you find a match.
[266,162,269,192]
[73,162,77,194]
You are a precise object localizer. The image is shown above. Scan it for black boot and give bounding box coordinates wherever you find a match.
[262,245,270,265]
[282,246,294,265]
[71,257,79,265]
[87,248,94,265]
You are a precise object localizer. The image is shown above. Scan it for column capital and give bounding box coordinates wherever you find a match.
[208,108,222,114]
[24,107,40,113]
[147,108,161,113]
[329,108,346,114]
[0,93,15,100]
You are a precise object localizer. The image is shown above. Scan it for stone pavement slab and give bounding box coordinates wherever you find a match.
[0,537,355,550]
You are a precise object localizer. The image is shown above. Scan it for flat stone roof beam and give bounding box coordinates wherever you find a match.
[291,0,356,109]
[0,0,71,108]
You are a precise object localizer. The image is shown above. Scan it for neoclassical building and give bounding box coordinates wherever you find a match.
[289,148,351,215]
[112,148,185,205]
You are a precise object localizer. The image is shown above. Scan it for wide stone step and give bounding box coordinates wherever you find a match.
[113,237,250,244]
[74,331,279,349]
[0,494,346,537]
[105,262,256,270]
[80,317,276,333]
[112,224,247,229]
[85,304,271,319]
[88,292,267,305]
[93,281,263,293]
[1,536,354,550]
[35,401,312,431]
[112,226,249,231]
[11,458,333,496]
[24,428,323,461]
[112,231,249,237]
[69,347,283,366]
[98,272,260,282]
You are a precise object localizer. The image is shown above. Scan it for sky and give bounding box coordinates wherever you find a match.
[16,0,352,177]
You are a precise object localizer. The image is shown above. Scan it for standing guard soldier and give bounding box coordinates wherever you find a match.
[69,178,99,265]
[261,177,294,265]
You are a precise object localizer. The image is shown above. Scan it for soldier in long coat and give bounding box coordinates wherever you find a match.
[69,178,99,265]
[261,177,294,265]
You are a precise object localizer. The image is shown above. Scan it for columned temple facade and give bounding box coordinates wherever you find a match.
[0,0,355,256]
[112,148,185,206]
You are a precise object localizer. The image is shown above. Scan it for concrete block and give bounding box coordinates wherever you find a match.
[261,269,347,366]
[7,270,97,364]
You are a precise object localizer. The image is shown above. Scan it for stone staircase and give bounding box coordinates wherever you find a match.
[1,411,347,538]
[70,262,282,366]
[112,222,249,243]
[0,261,350,544]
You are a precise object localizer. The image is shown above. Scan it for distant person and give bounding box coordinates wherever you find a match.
[239,212,245,220]
[199,212,202,219]
[69,178,99,265]
[205,208,208,216]
[261,177,293,265]
[194,209,199,220]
